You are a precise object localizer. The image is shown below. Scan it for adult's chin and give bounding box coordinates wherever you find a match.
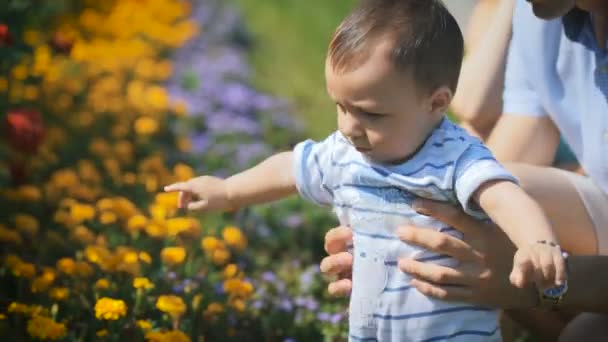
[527,0,576,20]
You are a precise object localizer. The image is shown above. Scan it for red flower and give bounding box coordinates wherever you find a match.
[4,108,46,154]
[0,24,12,46]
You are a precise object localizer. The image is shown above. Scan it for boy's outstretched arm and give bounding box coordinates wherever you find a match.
[164,151,297,212]
[475,180,566,289]
[225,151,297,207]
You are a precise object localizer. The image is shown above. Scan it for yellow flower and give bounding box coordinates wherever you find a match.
[0,313,5,320]
[96,329,109,337]
[171,99,188,117]
[133,277,155,290]
[145,330,190,342]
[75,262,93,277]
[56,258,76,275]
[49,287,69,301]
[224,279,253,298]
[229,298,246,312]
[126,214,148,232]
[100,211,118,225]
[222,264,239,279]
[94,278,111,290]
[27,315,67,340]
[70,203,96,224]
[200,236,221,252]
[12,261,36,278]
[70,225,96,244]
[139,252,152,264]
[31,270,56,293]
[96,198,114,211]
[154,192,178,210]
[137,319,153,331]
[166,217,198,236]
[94,297,127,320]
[14,214,39,236]
[222,226,247,250]
[211,248,231,266]
[156,295,186,319]
[85,245,110,264]
[192,294,203,310]
[145,86,168,110]
[0,224,22,245]
[16,185,42,201]
[8,302,28,314]
[134,116,159,135]
[89,138,111,157]
[123,251,139,264]
[203,302,224,318]
[160,247,186,266]
[173,164,194,182]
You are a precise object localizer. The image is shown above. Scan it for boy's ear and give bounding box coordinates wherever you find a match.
[428,86,453,116]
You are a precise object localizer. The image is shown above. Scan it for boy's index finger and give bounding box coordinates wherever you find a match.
[163,182,189,192]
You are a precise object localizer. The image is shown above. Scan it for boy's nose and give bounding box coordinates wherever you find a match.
[339,112,364,139]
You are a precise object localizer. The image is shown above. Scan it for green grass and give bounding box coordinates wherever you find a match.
[233,0,355,140]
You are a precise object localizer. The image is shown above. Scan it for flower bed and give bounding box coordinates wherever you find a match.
[0,0,347,341]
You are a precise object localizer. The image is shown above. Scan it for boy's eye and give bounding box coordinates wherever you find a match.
[361,111,386,119]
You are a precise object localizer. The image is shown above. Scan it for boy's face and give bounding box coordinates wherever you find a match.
[325,39,448,164]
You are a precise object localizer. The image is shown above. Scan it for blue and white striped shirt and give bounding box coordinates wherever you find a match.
[293,117,515,341]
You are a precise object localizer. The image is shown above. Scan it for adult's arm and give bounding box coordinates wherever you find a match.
[451,0,515,138]
[486,114,559,165]
[320,200,608,313]
[398,200,608,313]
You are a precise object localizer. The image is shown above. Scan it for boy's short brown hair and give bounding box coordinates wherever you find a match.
[328,0,464,94]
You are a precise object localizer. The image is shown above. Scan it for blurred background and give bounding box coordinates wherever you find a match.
[0,0,528,341]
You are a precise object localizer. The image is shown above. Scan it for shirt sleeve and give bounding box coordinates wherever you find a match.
[454,143,519,219]
[292,133,336,206]
[502,0,547,117]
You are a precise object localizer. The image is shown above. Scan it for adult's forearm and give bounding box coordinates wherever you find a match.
[561,256,608,313]
[451,0,515,128]
[226,151,297,208]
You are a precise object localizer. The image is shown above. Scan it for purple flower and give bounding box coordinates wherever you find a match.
[317,312,331,322]
[278,298,293,312]
[215,282,224,295]
[191,133,210,153]
[330,313,344,324]
[283,338,296,342]
[261,271,276,283]
[284,214,303,229]
[236,142,269,167]
[305,298,319,311]
[252,300,264,310]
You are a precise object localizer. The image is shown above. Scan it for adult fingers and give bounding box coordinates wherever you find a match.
[510,252,534,288]
[539,252,556,289]
[408,279,474,302]
[324,226,353,255]
[412,199,484,235]
[320,252,353,276]
[164,182,190,192]
[553,252,566,286]
[328,278,352,297]
[398,258,477,286]
[397,226,482,263]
